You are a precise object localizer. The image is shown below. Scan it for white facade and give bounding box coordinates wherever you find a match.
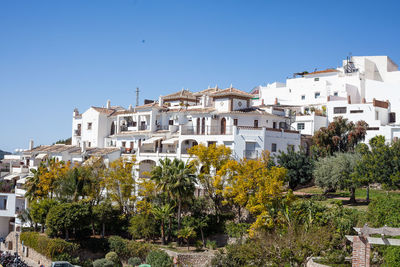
[257,55,400,144]
[71,87,302,177]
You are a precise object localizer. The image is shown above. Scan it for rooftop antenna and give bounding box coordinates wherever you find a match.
[136,87,140,107]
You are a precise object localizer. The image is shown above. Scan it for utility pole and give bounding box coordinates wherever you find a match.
[136,87,140,107]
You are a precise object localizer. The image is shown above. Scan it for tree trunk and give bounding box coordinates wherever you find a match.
[200,227,205,247]
[167,217,172,243]
[161,221,166,245]
[65,229,69,241]
[41,224,44,233]
[366,186,370,202]
[102,223,105,238]
[177,200,182,246]
[349,187,356,203]
[92,221,96,236]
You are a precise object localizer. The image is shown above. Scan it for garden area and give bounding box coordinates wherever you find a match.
[17,117,400,266]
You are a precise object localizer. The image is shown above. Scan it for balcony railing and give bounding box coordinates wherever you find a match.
[156,125,169,131]
[244,150,258,159]
[181,126,233,135]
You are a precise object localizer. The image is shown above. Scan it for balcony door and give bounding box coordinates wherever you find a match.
[221,118,226,135]
[196,118,201,134]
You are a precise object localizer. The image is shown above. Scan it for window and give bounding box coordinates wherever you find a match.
[271,143,277,152]
[273,122,277,129]
[122,141,126,148]
[375,111,379,120]
[334,92,338,96]
[88,142,91,147]
[314,78,319,81]
[287,144,295,151]
[314,92,320,99]
[87,122,92,130]
[389,112,396,123]
[234,119,238,126]
[279,122,286,129]
[334,107,347,114]
[254,120,258,128]
[350,110,364,113]
[297,123,305,130]
[169,120,174,125]
[0,196,7,210]
[301,95,305,100]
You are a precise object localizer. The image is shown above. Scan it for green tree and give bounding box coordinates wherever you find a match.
[46,201,91,240]
[152,204,174,245]
[276,148,314,190]
[128,213,158,241]
[313,153,360,202]
[30,199,58,232]
[313,117,368,156]
[150,158,196,242]
[93,200,116,238]
[178,226,196,250]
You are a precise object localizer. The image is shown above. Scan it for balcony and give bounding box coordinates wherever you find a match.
[156,125,169,131]
[244,150,258,159]
[181,126,233,135]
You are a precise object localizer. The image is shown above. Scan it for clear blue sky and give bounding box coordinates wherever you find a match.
[1,0,399,152]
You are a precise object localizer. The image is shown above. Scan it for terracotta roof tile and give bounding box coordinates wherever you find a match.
[210,88,253,98]
[163,89,196,101]
[303,69,339,76]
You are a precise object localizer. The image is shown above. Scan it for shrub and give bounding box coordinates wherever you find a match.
[128,257,142,266]
[383,247,400,266]
[127,241,155,261]
[105,252,120,265]
[195,240,203,251]
[206,240,217,250]
[93,258,114,267]
[20,232,79,260]
[146,250,172,267]
[79,238,109,253]
[108,235,130,259]
[368,196,400,227]
[128,213,158,240]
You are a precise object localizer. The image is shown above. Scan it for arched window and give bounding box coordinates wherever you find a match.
[221,118,226,135]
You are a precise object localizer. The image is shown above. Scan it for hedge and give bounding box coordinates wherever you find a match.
[20,232,79,259]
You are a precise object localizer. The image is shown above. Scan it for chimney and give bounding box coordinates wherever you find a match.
[347,95,351,104]
[158,96,163,106]
[362,98,366,104]
[128,104,133,111]
[29,139,34,150]
[106,100,111,109]
[81,141,86,153]
[73,108,79,117]
[274,98,278,105]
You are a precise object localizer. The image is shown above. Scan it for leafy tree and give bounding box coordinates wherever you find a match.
[46,201,91,240]
[188,144,232,221]
[102,157,136,214]
[39,159,71,199]
[225,221,249,244]
[30,198,58,232]
[178,226,196,250]
[221,151,288,234]
[313,117,368,156]
[152,204,174,245]
[150,158,196,241]
[93,200,117,238]
[128,213,158,241]
[313,153,360,202]
[276,148,314,189]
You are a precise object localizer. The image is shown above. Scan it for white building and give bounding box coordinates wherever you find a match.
[72,86,301,177]
[256,55,400,144]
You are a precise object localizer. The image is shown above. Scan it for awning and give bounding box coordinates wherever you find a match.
[142,136,163,144]
[36,153,48,159]
[3,174,19,180]
[162,137,179,145]
[17,178,27,184]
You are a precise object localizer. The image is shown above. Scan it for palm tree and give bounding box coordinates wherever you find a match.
[152,203,174,245]
[151,158,196,245]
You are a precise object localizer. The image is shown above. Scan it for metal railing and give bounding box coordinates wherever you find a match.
[181,126,233,135]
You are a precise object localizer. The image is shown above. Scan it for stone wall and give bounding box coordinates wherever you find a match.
[0,231,52,267]
[161,248,214,267]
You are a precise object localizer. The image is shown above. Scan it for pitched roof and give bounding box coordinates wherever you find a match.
[210,87,253,98]
[162,89,196,101]
[24,144,77,154]
[92,106,125,116]
[193,87,221,96]
[303,69,339,76]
